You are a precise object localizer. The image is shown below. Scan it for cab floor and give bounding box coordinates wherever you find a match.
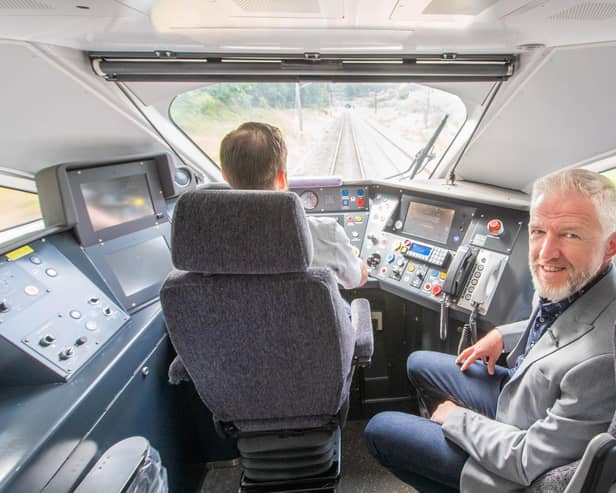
[200,420,417,493]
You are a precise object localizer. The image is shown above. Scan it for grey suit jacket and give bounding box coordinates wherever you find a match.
[442,268,616,492]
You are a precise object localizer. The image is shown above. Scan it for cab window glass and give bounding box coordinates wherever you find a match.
[169,82,466,181]
[0,186,42,232]
[602,167,616,187]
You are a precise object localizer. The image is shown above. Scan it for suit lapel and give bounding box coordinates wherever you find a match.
[505,268,616,387]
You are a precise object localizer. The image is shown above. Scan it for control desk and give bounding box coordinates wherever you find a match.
[292,181,532,327]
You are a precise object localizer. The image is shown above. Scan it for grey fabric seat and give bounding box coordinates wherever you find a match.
[160,189,373,491]
[526,323,616,493]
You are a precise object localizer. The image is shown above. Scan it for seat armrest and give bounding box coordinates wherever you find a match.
[168,355,192,384]
[351,298,373,366]
[564,433,616,493]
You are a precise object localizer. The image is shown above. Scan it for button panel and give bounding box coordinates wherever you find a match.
[0,241,129,382]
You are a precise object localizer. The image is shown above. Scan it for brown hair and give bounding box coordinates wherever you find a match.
[219,122,288,189]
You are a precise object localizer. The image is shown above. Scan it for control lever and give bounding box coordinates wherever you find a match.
[439,293,450,340]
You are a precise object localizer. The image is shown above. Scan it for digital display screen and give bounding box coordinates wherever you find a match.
[105,236,173,298]
[403,201,455,244]
[81,174,154,232]
[411,243,432,256]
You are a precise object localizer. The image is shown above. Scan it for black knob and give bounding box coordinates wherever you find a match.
[367,253,382,268]
[0,301,8,313]
[75,336,88,346]
[39,334,56,346]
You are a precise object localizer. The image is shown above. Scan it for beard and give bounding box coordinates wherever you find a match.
[530,255,604,301]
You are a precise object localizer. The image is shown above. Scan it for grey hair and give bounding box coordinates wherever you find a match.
[531,168,616,235]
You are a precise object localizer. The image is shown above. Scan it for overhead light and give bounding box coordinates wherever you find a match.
[516,43,546,51]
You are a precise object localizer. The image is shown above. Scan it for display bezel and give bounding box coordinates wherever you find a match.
[395,194,476,250]
[402,200,456,245]
[68,160,167,246]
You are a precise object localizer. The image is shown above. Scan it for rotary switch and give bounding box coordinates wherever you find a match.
[367,253,381,268]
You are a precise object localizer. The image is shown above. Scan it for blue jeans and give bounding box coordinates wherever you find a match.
[364,351,510,493]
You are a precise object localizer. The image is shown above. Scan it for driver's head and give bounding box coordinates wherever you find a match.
[220,122,288,190]
[528,168,616,301]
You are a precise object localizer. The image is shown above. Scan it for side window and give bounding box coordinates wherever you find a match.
[602,168,616,187]
[0,186,42,232]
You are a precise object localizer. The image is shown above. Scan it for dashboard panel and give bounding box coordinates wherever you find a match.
[291,181,532,327]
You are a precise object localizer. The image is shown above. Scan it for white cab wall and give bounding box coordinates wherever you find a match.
[456,42,616,192]
[0,40,169,174]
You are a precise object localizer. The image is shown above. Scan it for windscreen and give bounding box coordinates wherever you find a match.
[81,174,154,231]
[403,201,455,244]
[169,82,467,181]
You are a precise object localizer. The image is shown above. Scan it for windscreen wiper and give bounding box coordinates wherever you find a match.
[386,114,448,181]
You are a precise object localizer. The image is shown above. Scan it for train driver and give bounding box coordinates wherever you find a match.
[219,121,369,290]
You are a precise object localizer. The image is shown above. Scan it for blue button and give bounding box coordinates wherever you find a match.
[357,189,364,196]
[431,269,438,276]
[386,254,395,263]
[342,199,349,206]
[341,190,349,196]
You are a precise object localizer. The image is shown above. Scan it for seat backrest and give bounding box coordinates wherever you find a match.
[161,189,356,432]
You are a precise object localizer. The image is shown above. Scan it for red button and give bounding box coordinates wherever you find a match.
[432,284,442,296]
[424,283,432,291]
[487,219,504,236]
[347,216,354,222]
[357,198,365,207]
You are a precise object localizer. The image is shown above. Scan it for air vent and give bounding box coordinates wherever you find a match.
[422,0,498,15]
[0,0,52,8]
[549,2,616,20]
[232,0,320,14]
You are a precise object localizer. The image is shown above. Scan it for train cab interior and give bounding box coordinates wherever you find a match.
[2,1,616,492]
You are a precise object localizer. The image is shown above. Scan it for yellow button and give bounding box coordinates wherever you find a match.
[352,246,360,257]
[407,264,415,272]
[355,216,363,223]
[440,272,447,280]
[393,241,401,251]
[400,246,408,254]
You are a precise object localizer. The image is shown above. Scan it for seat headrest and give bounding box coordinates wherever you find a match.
[171,189,314,274]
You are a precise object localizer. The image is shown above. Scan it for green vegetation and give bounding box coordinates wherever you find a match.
[170,82,467,178]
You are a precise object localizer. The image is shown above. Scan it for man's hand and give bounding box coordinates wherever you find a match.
[358,258,369,287]
[430,400,461,424]
[456,328,504,374]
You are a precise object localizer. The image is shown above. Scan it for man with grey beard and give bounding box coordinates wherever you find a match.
[365,168,616,492]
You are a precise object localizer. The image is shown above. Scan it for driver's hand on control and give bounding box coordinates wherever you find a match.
[456,328,504,375]
[358,259,369,287]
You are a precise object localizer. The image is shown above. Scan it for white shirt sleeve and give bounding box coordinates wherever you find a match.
[307,216,362,289]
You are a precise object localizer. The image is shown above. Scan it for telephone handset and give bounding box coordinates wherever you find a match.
[442,245,477,299]
[439,245,477,341]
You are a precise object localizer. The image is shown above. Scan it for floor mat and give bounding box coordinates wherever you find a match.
[200,420,417,492]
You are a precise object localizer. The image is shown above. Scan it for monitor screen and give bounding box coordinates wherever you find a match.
[104,236,173,298]
[81,174,154,232]
[402,201,455,244]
